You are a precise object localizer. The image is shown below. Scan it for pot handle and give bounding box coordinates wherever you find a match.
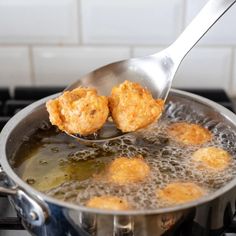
[0,167,49,227]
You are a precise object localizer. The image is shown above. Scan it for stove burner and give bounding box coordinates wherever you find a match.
[0,87,235,236]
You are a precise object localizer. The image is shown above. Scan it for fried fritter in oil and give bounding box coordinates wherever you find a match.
[86,196,130,210]
[108,156,150,185]
[192,146,231,171]
[168,122,212,145]
[157,182,205,204]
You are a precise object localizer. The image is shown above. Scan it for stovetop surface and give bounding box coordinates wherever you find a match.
[0,87,236,236]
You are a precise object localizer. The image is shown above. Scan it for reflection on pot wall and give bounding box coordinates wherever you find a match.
[0,0,236,95]
[9,192,236,236]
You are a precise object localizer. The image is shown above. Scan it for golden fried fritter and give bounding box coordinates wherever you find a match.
[109,80,164,132]
[46,87,109,136]
[157,182,205,204]
[86,196,130,210]
[108,156,150,185]
[192,146,231,171]
[168,122,212,145]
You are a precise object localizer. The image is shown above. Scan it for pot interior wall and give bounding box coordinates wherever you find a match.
[6,103,50,163]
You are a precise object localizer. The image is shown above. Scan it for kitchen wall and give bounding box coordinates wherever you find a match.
[0,0,236,95]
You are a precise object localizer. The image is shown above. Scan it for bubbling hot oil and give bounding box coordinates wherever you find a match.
[13,101,236,210]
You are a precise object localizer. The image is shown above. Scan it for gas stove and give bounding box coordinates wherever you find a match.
[0,87,236,236]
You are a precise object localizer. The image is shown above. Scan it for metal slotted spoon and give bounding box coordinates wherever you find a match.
[65,0,236,142]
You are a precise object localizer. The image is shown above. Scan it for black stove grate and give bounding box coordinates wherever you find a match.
[0,86,64,130]
[0,216,24,230]
[0,87,234,130]
[0,87,235,235]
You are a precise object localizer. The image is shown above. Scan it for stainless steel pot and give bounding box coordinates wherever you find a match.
[1,89,236,236]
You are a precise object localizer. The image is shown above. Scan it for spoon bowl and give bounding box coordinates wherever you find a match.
[66,53,175,100]
[65,53,175,142]
[64,0,236,142]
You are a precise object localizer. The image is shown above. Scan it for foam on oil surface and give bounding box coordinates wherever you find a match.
[16,101,236,210]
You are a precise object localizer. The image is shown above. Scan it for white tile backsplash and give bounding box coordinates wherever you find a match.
[0,47,31,87]
[185,0,236,45]
[0,0,78,44]
[0,0,235,96]
[174,47,232,89]
[33,46,130,86]
[81,0,184,45]
[133,47,164,58]
[133,46,232,90]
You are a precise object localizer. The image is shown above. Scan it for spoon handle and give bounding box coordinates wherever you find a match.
[165,0,236,63]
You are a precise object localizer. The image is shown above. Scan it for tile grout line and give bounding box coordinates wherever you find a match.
[0,43,235,48]
[130,46,134,58]
[229,47,235,96]
[28,46,36,86]
[182,0,187,31]
[77,0,83,45]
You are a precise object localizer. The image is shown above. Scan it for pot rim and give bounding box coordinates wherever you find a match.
[1,89,236,216]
